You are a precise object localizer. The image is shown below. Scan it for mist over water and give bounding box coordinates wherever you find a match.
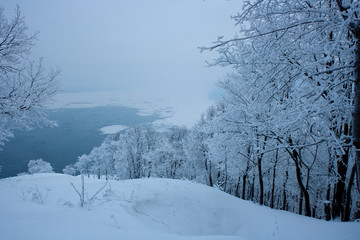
[0,106,160,178]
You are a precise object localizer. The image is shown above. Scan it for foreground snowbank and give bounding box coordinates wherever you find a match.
[0,174,358,240]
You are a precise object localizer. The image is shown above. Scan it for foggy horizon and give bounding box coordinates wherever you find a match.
[2,0,241,121]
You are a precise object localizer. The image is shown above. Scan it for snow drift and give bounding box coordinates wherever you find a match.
[0,174,358,240]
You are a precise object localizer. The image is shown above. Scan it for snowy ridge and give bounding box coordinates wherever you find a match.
[0,174,359,240]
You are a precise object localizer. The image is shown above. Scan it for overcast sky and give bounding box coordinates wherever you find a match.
[2,0,241,125]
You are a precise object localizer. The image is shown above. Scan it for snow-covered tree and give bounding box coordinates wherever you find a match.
[28,159,53,174]
[0,5,61,147]
[75,127,160,180]
[201,0,359,219]
[63,164,77,176]
[118,127,150,179]
[144,137,176,178]
[75,154,94,178]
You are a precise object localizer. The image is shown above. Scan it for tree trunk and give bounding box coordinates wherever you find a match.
[312,198,317,218]
[332,145,349,220]
[270,148,278,209]
[242,173,247,200]
[279,137,311,216]
[205,158,213,187]
[343,164,356,221]
[203,145,213,187]
[353,37,360,194]
[80,175,85,207]
[282,168,288,211]
[325,184,332,221]
[286,146,311,217]
[258,157,264,205]
[242,147,251,200]
[257,136,267,205]
[235,176,241,198]
[224,157,228,192]
[299,188,304,215]
[295,161,311,217]
[250,173,255,201]
[325,147,334,220]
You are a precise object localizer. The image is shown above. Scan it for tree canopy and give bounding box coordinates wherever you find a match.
[0,5,61,147]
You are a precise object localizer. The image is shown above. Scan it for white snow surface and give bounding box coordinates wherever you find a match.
[100,125,127,134]
[0,174,359,240]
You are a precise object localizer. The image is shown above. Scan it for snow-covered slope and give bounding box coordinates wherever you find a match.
[0,174,359,240]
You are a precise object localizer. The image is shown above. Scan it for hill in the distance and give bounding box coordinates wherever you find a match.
[0,174,359,240]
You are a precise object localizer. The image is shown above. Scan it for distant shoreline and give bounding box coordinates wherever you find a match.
[0,106,160,178]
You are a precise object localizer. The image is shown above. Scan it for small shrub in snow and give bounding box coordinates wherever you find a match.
[19,186,50,204]
[28,159,53,174]
[57,199,74,208]
[110,214,121,229]
[102,184,114,199]
[70,175,108,207]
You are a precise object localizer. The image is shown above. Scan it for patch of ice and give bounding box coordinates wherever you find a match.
[100,125,127,134]
[47,91,213,129]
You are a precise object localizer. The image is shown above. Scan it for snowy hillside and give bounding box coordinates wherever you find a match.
[0,174,359,240]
